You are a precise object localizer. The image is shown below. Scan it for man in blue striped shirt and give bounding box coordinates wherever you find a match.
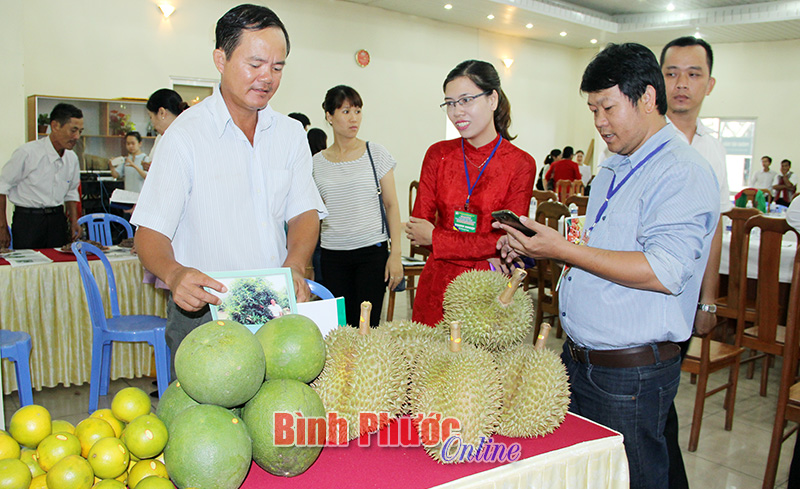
[496,43,719,489]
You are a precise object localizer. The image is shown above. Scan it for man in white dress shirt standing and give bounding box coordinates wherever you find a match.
[132,4,326,371]
[750,155,778,190]
[660,35,732,488]
[0,103,84,249]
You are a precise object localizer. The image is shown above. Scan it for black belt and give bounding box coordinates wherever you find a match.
[14,206,64,215]
[567,337,681,368]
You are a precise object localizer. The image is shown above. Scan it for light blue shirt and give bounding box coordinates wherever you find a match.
[559,124,720,349]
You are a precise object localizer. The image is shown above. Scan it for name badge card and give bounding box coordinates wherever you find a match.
[453,210,478,233]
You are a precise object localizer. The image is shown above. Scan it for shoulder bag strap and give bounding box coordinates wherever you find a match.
[366,141,388,235]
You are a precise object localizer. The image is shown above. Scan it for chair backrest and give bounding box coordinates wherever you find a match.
[736,215,800,352]
[408,180,431,260]
[555,180,574,202]
[72,241,120,332]
[722,207,761,305]
[571,180,585,197]
[531,190,557,205]
[77,213,134,247]
[535,201,571,230]
[305,279,334,300]
[564,195,589,216]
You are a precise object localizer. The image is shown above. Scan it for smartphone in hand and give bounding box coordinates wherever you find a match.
[491,209,536,237]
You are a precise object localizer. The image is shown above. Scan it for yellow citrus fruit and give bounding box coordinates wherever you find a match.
[135,475,175,489]
[121,415,168,459]
[110,388,151,423]
[90,410,124,438]
[74,418,115,458]
[92,480,126,489]
[0,458,32,488]
[0,431,21,460]
[126,459,168,489]
[29,473,48,489]
[52,419,76,435]
[9,405,52,449]
[20,448,45,477]
[46,454,94,489]
[36,432,81,472]
[87,437,129,480]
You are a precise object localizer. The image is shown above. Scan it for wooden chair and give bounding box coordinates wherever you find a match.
[734,215,800,397]
[762,245,800,489]
[715,208,761,326]
[571,180,585,197]
[386,180,429,321]
[531,190,557,205]
[742,187,773,206]
[681,319,745,451]
[534,201,570,338]
[564,195,588,216]
[555,180,573,202]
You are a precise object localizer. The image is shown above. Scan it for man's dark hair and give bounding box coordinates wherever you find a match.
[216,4,290,59]
[49,103,83,126]
[763,156,773,164]
[562,146,574,159]
[580,43,667,116]
[782,159,792,167]
[660,36,714,75]
[288,112,310,128]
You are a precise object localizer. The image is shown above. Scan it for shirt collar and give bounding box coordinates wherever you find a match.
[209,86,275,139]
[42,135,63,164]
[601,123,676,172]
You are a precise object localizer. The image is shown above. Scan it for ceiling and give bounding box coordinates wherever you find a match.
[341,0,800,48]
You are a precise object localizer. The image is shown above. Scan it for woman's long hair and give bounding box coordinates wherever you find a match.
[443,60,515,141]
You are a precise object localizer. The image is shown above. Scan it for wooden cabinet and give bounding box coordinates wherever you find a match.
[27,95,156,171]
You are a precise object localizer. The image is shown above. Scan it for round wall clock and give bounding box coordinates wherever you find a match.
[355,49,370,68]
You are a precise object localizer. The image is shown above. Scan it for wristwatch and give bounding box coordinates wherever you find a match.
[697,303,717,314]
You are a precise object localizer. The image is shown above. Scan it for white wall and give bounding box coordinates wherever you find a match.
[2,0,797,227]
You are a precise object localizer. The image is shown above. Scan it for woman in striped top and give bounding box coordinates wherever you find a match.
[405,60,536,327]
[312,85,403,327]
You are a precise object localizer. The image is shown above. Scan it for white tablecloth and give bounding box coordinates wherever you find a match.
[719,228,797,283]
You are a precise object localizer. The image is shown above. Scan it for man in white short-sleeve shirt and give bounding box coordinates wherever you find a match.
[660,35,730,489]
[132,4,326,366]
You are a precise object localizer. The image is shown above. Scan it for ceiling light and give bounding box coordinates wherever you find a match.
[158,3,175,18]
[502,58,514,68]
[525,23,533,29]
[559,31,567,37]
[444,4,452,9]
[487,14,495,20]
[590,39,598,44]
[666,3,675,11]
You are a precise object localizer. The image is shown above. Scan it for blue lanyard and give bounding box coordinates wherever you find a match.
[462,136,502,211]
[586,139,671,236]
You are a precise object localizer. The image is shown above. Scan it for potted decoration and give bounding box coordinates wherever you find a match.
[109,109,136,135]
[37,113,49,134]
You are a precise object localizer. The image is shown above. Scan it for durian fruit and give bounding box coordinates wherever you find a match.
[410,322,503,463]
[311,302,409,442]
[440,268,534,353]
[494,323,571,438]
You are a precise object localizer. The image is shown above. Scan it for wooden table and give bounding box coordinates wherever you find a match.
[0,248,167,395]
[240,413,629,489]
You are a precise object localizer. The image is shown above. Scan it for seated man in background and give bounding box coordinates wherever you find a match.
[0,103,84,249]
[750,155,778,191]
[773,158,796,206]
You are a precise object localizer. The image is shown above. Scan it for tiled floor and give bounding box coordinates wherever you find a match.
[2,290,796,488]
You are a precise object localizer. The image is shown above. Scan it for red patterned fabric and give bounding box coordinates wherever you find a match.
[239,413,618,489]
[411,135,535,326]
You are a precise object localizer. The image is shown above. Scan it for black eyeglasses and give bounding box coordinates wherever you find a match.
[439,90,492,112]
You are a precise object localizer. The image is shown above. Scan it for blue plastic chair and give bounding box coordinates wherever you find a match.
[0,330,34,406]
[305,279,334,300]
[77,213,134,247]
[6,225,11,250]
[71,241,170,412]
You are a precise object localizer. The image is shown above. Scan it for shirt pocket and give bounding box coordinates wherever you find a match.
[601,211,640,252]
[265,169,290,220]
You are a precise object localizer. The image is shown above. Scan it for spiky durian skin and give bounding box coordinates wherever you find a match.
[311,327,409,441]
[409,342,503,463]
[440,270,534,353]
[494,344,570,438]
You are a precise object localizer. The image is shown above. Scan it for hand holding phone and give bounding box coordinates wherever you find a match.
[491,209,536,237]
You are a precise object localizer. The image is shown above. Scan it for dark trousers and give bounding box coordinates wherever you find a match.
[166,295,212,380]
[562,341,682,489]
[666,338,692,488]
[12,207,69,249]
[320,243,388,328]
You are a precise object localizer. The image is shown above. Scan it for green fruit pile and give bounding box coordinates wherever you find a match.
[0,387,170,489]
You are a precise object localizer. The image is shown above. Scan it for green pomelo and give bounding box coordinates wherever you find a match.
[174,320,266,407]
[242,379,326,477]
[154,381,199,430]
[255,314,326,383]
[163,404,251,489]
